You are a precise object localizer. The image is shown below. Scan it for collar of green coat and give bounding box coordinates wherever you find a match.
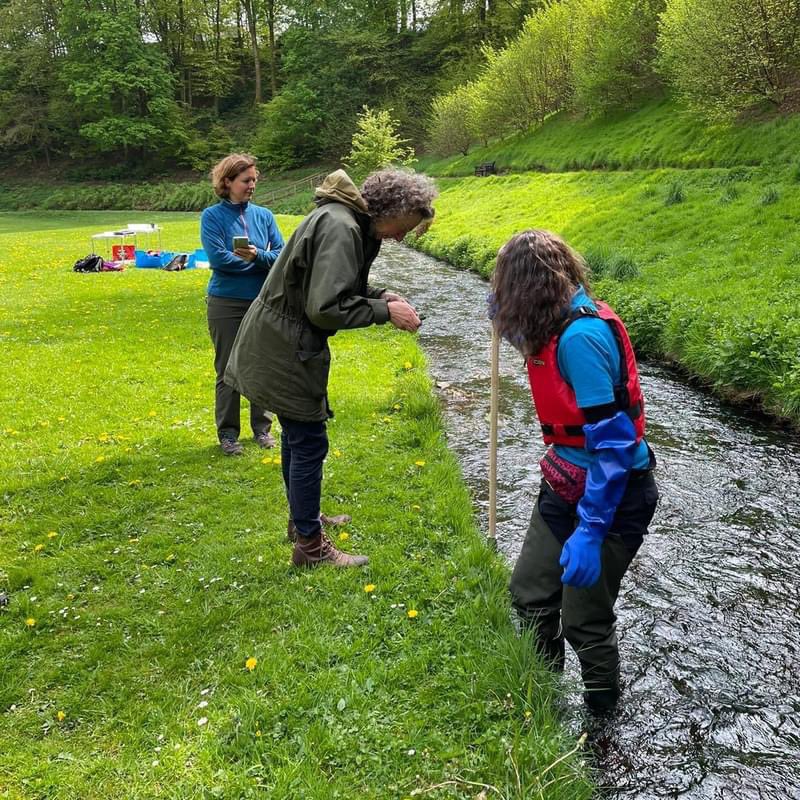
[314,169,369,215]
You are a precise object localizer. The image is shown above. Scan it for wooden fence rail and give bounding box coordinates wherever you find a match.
[263,171,329,205]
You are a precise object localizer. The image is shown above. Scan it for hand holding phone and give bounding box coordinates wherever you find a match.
[233,236,249,250]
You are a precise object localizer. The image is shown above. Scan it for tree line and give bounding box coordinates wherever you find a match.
[429,0,800,157]
[2,0,797,174]
[0,0,542,173]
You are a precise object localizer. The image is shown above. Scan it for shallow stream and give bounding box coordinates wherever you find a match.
[372,242,800,800]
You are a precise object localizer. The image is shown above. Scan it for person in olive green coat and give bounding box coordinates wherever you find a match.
[225,168,437,568]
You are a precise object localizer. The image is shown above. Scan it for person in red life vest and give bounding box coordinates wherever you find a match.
[490,229,659,714]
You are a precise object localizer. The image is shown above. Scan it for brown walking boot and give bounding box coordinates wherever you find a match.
[292,531,368,568]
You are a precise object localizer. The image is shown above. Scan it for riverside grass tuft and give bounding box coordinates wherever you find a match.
[409,164,800,423]
[0,212,591,800]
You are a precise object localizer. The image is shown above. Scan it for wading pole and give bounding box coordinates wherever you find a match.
[488,324,499,550]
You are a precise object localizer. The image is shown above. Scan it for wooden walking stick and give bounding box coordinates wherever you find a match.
[488,324,500,549]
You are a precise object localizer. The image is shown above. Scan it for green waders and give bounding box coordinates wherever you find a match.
[510,477,655,712]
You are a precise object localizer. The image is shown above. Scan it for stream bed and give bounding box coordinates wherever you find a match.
[372,242,800,800]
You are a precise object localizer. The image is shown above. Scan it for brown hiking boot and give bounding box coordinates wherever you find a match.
[292,531,368,568]
[287,512,352,543]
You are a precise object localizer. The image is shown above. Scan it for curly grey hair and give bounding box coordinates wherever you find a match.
[360,169,438,221]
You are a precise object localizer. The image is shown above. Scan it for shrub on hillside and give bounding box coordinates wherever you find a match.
[429,83,482,157]
[658,0,800,119]
[759,186,780,206]
[664,180,685,205]
[572,0,665,116]
[344,106,414,181]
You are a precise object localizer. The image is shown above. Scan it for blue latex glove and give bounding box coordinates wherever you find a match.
[559,412,638,588]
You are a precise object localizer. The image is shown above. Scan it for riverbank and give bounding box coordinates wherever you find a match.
[0,211,590,799]
[410,164,800,424]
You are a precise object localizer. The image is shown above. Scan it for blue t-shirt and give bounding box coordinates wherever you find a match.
[553,286,651,470]
[200,200,284,300]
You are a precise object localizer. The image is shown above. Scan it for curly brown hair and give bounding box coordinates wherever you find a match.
[210,153,259,199]
[360,169,438,221]
[491,230,591,356]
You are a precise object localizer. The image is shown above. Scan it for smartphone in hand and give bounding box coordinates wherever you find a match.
[233,236,250,250]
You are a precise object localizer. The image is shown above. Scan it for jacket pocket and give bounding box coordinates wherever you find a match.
[295,347,331,399]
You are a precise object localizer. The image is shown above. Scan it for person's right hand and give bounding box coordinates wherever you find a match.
[387,300,421,332]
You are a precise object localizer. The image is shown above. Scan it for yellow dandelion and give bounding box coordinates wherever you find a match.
[95,455,106,463]
[414,460,426,467]
[245,657,258,671]
[407,609,419,619]
[338,532,350,541]
[411,504,421,511]
[66,593,75,600]
[255,730,262,737]
[261,457,272,465]
[47,531,57,539]
[364,584,376,593]
[148,410,157,418]
[403,361,413,370]
[56,711,66,722]
[25,618,36,628]
[333,449,342,457]
[34,543,45,553]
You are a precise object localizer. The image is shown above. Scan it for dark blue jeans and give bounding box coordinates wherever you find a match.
[278,416,328,538]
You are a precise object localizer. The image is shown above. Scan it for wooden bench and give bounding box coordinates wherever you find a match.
[474,161,497,177]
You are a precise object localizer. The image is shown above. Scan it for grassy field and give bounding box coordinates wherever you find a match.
[0,212,591,799]
[417,99,800,176]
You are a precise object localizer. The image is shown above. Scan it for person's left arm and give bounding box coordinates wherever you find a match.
[305,216,390,330]
[253,210,284,267]
[557,327,638,588]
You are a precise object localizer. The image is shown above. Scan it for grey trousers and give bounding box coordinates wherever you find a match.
[207,295,272,441]
[510,475,657,708]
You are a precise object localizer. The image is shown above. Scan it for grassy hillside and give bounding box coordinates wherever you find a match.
[411,165,800,420]
[0,211,590,799]
[418,99,800,176]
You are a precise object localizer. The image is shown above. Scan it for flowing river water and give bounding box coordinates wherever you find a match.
[372,242,800,800]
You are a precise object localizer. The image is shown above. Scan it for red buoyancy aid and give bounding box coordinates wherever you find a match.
[526,301,646,448]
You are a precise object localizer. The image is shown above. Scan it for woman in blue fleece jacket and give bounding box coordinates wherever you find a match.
[201,153,284,455]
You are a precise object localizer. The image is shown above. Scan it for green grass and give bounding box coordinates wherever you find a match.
[0,212,590,799]
[411,166,800,421]
[417,99,800,176]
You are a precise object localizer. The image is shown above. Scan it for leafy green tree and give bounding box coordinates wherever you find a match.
[251,84,325,169]
[480,2,575,135]
[429,82,482,155]
[0,0,71,165]
[61,0,186,159]
[658,0,800,119]
[344,106,415,179]
[572,0,665,116]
